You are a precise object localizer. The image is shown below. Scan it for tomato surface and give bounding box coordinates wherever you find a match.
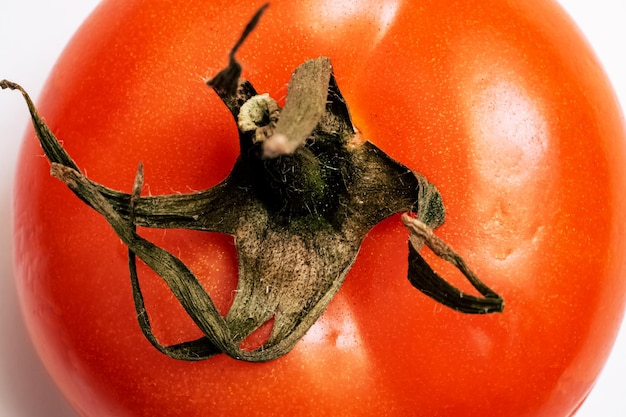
[11,0,626,416]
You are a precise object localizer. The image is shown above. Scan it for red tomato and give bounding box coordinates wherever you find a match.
[10,0,626,416]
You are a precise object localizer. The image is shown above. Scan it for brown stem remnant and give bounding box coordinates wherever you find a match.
[1,5,503,363]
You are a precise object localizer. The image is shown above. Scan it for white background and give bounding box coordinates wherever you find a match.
[0,1,624,416]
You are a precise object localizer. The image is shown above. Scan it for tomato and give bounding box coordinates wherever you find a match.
[8,0,626,416]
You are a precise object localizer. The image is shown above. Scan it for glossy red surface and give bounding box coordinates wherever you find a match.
[11,1,626,416]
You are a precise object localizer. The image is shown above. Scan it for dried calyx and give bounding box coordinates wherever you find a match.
[1,4,503,363]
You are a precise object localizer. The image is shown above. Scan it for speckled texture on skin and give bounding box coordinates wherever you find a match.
[9,0,626,416]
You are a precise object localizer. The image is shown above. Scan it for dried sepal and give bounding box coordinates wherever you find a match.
[1,5,503,363]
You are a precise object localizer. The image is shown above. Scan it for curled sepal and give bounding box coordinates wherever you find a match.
[402,214,504,314]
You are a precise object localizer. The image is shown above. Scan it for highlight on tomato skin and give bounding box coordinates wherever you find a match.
[5,0,626,416]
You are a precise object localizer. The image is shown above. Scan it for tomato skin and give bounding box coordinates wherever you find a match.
[12,0,626,416]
